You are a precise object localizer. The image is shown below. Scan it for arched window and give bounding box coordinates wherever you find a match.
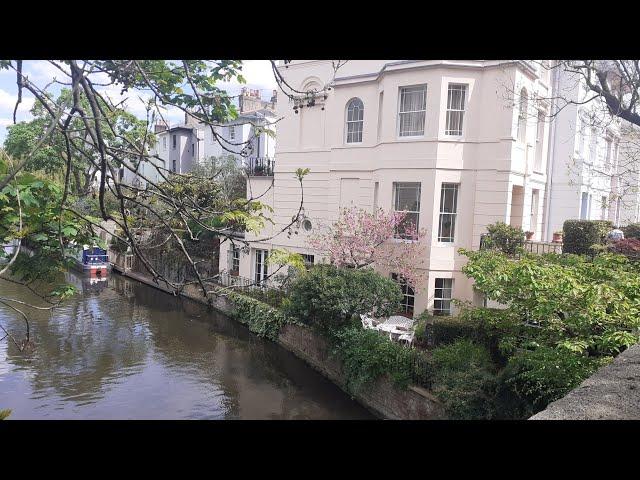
[517,88,528,143]
[345,98,364,143]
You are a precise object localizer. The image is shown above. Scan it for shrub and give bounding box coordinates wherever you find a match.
[283,264,403,331]
[481,222,525,256]
[428,315,482,347]
[227,291,294,341]
[563,219,612,255]
[0,409,10,420]
[430,339,498,419]
[623,223,640,239]
[501,347,611,412]
[609,238,640,262]
[331,326,428,393]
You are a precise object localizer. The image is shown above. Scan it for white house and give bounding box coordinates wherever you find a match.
[545,67,623,237]
[219,60,555,318]
[120,88,277,187]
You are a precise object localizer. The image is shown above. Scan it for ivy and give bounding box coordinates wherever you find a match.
[227,291,296,341]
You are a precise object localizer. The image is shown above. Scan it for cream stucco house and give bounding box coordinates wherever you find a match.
[219,60,558,317]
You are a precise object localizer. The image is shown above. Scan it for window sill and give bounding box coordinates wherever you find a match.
[396,134,425,140]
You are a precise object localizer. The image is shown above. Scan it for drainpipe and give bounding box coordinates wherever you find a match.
[543,65,560,242]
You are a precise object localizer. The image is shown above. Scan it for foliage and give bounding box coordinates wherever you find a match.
[0,409,10,420]
[309,207,428,288]
[461,249,640,357]
[425,314,483,348]
[0,169,99,285]
[562,219,612,255]
[331,325,426,393]
[191,155,246,203]
[283,264,403,331]
[481,222,524,256]
[430,339,497,419]
[502,346,611,411]
[266,248,306,273]
[238,287,287,309]
[623,223,640,239]
[608,238,640,262]
[227,291,295,341]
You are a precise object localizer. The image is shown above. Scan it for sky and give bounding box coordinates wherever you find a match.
[0,60,278,144]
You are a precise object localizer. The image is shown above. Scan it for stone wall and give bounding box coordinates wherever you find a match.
[530,344,640,420]
[277,324,445,420]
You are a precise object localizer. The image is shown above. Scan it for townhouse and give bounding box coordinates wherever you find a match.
[219,60,556,317]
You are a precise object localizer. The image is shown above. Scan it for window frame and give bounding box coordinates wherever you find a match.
[397,84,427,138]
[437,183,459,243]
[393,182,421,240]
[229,125,236,140]
[230,246,240,276]
[445,83,468,137]
[517,88,528,143]
[433,278,453,316]
[302,254,315,270]
[254,249,268,286]
[172,134,177,149]
[391,273,415,317]
[345,97,364,144]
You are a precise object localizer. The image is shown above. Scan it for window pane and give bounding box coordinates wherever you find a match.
[438,184,459,242]
[394,183,421,211]
[399,86,426,136]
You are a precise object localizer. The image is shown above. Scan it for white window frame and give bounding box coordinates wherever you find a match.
[345,98,364,144]
[601,196,608,220]
[397,85,427,138]
[433,278,453,316]
[393,182,421,239]
[229,125,236,140]
[445,83,467,136]
[302,254,315,270]
[172,134,177,149]
[229,246,240,276]
[163,136,167,150]
[534,110,545,172]
[391,273,415,317]
[254,249,268,286]
[437,183,459,243]
[517,88,528,143]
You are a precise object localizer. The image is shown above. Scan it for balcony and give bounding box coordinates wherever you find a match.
[480,233,562,256]
[245,157,274,177]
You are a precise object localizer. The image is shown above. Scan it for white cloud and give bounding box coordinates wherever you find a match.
[0,88,35,113]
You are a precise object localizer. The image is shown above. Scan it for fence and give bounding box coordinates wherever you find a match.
[245,157,275,177]
[215,272,286,308]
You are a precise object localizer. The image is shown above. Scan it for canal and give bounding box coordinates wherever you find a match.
[0,273,373,419]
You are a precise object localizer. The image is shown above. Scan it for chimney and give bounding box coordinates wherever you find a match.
[154,121,168,133]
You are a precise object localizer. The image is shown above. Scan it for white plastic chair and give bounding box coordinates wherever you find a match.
[398,332,415,348]
[360,314,376,330]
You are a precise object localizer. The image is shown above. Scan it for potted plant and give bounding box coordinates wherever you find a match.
[525,231,534,241]
[552,230,563,243]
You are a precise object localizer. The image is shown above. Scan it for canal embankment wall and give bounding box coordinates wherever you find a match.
[111,262,446,420]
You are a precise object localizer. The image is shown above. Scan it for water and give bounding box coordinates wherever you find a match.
[0,273,373,419]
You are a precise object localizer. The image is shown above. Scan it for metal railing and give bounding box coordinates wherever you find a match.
[245,157,274,177]
[479,233,563,256]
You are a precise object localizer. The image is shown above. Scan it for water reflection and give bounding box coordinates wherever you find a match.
[0,273,373,419]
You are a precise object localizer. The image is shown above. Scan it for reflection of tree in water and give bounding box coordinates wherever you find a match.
[128,277,371,419]
[2,273,371,419]
[4,274,149,402]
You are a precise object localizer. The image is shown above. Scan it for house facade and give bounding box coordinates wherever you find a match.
[219,60,557,317]
[545,67,623,238]
[121,88,277,187]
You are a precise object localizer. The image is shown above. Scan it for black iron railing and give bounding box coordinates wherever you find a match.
[245,157,274,177]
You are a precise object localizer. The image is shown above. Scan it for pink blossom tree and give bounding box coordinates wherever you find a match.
[309,207,427,289]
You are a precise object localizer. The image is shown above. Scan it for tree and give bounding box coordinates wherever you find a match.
[309,207,428,289]
[0,60,310,351]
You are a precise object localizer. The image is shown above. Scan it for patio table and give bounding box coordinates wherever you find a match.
[376,316,414,340]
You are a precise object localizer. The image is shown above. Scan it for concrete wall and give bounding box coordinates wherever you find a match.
[530,344,640,420]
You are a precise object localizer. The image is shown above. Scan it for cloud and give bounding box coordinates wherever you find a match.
[0,88,35,113]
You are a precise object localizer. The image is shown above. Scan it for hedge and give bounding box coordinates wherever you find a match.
[227,291,295,341]
[623,223,640,239]
[562,220,612,255]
